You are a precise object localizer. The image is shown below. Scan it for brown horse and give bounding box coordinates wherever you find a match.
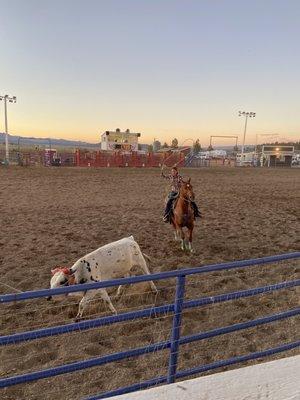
[170,178,195,252]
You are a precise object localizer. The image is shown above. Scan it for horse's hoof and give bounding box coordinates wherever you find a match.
[188,244,194,253]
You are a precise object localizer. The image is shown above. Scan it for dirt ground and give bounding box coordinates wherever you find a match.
[0,166,299,400]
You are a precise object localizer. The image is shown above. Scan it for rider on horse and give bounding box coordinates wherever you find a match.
[161,164,201,222]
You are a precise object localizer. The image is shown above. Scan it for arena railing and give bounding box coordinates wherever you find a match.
[0,252,299,399]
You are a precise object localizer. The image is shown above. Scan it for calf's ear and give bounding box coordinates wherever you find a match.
[62,267,72,275]
[51,268,59,275]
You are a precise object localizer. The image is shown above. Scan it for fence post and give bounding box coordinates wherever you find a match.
[167,275,186,384]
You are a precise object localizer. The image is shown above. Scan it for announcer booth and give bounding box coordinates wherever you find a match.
[100,129,141,152]
[261,145,294,167]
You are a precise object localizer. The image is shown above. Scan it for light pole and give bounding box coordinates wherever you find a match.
[238,111,256,160]
[0,94,17,164]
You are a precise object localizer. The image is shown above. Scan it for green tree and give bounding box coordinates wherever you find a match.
[171,138,178,148]
[193,139,202,154]
[153,140,161,152]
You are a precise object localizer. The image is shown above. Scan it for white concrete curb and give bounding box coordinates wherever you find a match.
[114,355,300,400]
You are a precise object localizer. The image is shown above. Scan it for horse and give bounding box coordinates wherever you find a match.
[170,178,195,252]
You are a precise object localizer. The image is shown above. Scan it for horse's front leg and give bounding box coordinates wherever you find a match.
[171,220,179,241]
[174,227,181,242]
[187,225,194,253]
[173,219,184,249]
[172,214,181,242]
[179,227,186,251]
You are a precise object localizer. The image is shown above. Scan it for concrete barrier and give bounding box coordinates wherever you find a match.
[115,355,300,400]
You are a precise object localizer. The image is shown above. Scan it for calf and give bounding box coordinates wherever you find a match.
[49,236,157,320]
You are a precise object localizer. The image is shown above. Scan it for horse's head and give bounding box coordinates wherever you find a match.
[180,178,195,201]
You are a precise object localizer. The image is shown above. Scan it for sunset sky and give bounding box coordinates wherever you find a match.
[0,0,299,146]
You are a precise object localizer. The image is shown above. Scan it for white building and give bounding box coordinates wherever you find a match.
[236,145,295,167]
[210,149,227,157]
[100,129,141,151]
[236,151,257,166]
[260,145,294,167]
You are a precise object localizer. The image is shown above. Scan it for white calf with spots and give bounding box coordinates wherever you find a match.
[49,236,157,320]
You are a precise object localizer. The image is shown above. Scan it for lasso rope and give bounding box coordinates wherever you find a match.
[0,281,23,293]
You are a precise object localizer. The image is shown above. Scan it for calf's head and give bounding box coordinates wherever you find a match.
[47,267,75,301]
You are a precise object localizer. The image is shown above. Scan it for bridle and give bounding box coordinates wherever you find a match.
[180,194,192,203]
[179,184,194,204]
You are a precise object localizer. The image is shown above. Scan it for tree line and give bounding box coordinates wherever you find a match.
[150,138,202,153]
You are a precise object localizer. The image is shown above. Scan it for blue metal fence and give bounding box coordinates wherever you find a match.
[0,252,299,399]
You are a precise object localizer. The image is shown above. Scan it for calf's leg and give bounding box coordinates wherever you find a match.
[137,255,158,293]
[75,289,117,321]
[116,273,130,299]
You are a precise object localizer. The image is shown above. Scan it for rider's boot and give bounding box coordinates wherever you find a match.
[163,198,173,222]
[163,214,169,223]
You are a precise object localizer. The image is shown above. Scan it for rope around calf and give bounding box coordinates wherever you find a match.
[0,281,23,293]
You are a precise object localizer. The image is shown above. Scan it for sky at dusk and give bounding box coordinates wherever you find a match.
[0,0,299,145]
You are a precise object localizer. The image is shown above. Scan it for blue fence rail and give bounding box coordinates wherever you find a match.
[0,252,299,399]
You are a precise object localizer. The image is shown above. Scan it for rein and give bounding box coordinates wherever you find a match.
[178,190,193,204]
[180,195,193,203]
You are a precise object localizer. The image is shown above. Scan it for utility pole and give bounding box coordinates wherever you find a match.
[238,111,256,161]
[0,94,17,164]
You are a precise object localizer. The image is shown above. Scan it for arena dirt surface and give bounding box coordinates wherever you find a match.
[0,166,299,400]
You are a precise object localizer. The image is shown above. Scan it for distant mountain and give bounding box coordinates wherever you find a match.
[0,132,259,151]
[0,133,100,149]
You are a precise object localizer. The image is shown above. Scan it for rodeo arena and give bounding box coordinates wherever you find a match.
[0,128,299,400]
